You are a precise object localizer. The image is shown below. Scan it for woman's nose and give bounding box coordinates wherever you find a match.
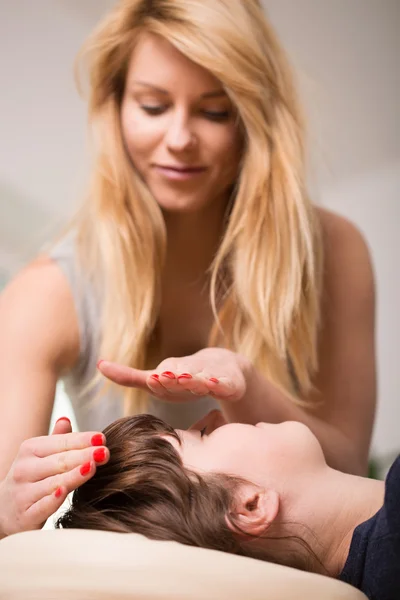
[165,112,195,152]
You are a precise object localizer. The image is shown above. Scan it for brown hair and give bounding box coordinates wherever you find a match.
[57,415,323,572]
[57,415,244,554]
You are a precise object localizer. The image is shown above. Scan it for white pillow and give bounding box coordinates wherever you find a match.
[0,529,367,600]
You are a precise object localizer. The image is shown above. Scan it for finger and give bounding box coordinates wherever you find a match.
[98,360,150,390]
[24,445,109,482]
[157,371,181,393]
[29,460,97,505]
[51,417,72,435]
[145,374,173,398]
[176,373,209,396]
[206,376,241,400]
[20,431,106,459]
[25,485,69,530]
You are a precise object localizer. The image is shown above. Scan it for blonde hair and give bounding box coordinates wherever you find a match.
[73,0,323,414]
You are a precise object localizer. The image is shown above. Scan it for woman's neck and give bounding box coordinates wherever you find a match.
[163,197,228,284]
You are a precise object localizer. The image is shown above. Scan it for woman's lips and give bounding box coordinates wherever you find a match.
[153,164,207,181]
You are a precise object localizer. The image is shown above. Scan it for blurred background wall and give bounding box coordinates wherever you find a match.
[0,0,399,460]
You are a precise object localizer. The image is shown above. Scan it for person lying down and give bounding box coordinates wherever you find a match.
[56,410,399,599]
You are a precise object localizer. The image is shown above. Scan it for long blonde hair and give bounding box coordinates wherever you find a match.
[73,0,323,414]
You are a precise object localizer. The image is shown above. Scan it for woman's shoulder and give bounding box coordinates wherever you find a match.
[0,254,80,371]
[316,207,370,253]
[314,208,375,330]
[316,207,374,286]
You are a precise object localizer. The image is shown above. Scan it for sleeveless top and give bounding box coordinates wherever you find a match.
[49,236,218,433]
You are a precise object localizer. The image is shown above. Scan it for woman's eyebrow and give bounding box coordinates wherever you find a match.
[132,81,169,94]
[201,90,226,99]
[131,81,226,99]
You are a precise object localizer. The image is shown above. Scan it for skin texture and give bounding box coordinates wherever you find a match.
[0,33,376,537]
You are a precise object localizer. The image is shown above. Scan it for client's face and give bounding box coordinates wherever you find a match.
[167,411,326,489]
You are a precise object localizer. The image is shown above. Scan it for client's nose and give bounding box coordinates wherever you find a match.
[188,409,227,435]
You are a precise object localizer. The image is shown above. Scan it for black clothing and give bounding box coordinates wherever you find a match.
[339,456,400,599]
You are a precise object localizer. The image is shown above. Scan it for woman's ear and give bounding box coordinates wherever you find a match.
[227,483,279,537]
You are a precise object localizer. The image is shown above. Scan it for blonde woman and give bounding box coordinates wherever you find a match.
[0,0,375,540]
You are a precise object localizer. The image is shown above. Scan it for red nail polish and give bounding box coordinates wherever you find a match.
[91,434,104,446]
[178,373,192,379]
[161,371,175,379]
[55,487,63,498]
[80,462,91,476]
[209,378,219,384]
[93,448,106,463]
[56,416,70,424]
[151,374,160,380]
[96,360,104,369]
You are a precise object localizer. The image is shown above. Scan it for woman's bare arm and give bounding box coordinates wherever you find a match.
[0,256,80,481]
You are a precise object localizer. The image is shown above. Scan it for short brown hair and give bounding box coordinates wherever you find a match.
[57,415,245,555]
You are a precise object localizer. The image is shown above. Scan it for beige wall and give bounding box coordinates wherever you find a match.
[0,1,399,457]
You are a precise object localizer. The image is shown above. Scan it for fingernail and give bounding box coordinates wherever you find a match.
[55,487,63,498]
[178,373,192,379]
[209,378,219,384]
[161,371,175,379]
[93,448,106,463]
[56,417,70,424]
[80,462,92,476]
[151,374,160,380]
[91,434,104,446]
[96,360,104,369]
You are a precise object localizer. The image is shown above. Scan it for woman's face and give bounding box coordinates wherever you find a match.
[121,33,242,214]
[168,411,326,490]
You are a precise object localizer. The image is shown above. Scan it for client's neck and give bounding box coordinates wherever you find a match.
[278,467,385,577]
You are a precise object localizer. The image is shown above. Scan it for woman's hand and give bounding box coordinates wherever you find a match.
[98,348,252,403]
[0,417,109,538]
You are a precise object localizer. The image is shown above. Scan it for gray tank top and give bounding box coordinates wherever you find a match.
[49,236,218,432]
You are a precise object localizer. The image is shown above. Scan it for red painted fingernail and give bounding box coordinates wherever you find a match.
[55,487,63,498]
[209,378,219,384]
[96,360,104,368]
[151,374,160,380]
[178,373,192,379]
[91,434,104,446]
[80,462,91,476]
[93,448,106,463]
[161,371,175,379]
[56,416,70,424]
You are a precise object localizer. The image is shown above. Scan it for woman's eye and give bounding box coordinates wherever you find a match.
[140,105,167,115]
[203,110,230,122]
[200,426,207,438]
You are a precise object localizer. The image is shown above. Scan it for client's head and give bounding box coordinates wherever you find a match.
[57,411,329,572]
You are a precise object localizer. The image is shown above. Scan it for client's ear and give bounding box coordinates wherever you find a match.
[227,484,279,537]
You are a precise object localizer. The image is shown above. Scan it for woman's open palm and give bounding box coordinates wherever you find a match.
[98,348,249,403]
